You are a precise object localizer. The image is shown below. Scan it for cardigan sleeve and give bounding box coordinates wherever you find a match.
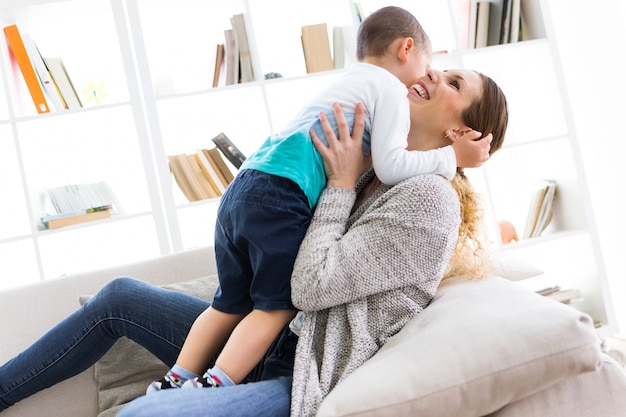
[291,174,460,312]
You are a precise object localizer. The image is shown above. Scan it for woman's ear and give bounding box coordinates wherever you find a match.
[445,126,474,142]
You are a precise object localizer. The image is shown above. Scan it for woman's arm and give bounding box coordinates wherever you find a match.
[291,104,460,312]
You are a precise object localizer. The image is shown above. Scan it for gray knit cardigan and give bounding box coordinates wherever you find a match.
[290,172,461,417]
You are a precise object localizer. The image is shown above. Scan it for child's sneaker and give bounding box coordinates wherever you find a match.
[146,373,184,395]
[182,371,222,389]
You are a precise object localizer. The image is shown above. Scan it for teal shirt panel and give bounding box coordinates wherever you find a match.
[240,129,325,209]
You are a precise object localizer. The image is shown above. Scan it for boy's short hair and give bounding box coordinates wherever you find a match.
[356,6,431,61]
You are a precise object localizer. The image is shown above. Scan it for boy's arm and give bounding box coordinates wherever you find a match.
[370,95,457,184]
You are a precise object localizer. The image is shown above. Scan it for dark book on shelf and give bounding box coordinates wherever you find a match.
[211,132,246,169]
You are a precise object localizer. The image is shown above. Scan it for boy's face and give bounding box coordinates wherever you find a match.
[396,44,432,89]
[409,48,433,84]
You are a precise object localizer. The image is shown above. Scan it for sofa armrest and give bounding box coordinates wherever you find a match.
[0,246,215,417]
[1,246,215,363]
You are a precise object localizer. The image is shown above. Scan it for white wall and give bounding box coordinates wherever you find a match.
[548,0,626,334]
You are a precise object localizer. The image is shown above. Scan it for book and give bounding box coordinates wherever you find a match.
[475,1,490,48]
[466,0,479,49]
[522,179,557,239]
[487,0,505,46]
[211,132,246,169]
[230,13,255,83]
[212,43,225,88]
[44,57,82,109]
[42,207,111,230]
[45,182,120,214]
[3,24,50,114]
[301,23,334,73]
[206,147,235,184]
[21,34,66,112]
[499,0,513,44]
[542,287,582,304]
[41,181,121,229]
[223,29,239,85]
[169,154,200,202]
[509,0,521,43]
[185,154,220,199]
[168,154,219,202]
[332,25,357,69]
[194,150,226,194]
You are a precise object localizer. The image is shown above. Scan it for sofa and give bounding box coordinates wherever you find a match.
[1,246,625,417]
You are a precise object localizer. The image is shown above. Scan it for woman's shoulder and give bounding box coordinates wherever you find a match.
[384,174,460,214]
[396,173,457,196]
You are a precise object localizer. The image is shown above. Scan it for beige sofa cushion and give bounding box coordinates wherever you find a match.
[490,355,626,416]
[80,275,218,417]
[317,277,603,417]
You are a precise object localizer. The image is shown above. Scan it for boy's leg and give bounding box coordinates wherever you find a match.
[205,170,309,387]
[147,306,245,392]
[214,309,296,384]
[176,307,245,375]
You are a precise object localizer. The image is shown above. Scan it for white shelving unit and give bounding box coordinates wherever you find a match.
[0,0,617,336]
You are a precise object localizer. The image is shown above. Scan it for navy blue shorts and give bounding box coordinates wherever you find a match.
[212,169,312,314]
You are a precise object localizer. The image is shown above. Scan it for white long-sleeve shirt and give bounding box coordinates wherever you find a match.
[242,62,456,208]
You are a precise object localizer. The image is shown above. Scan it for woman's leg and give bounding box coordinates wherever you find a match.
[0,277,208,410]
[118,376,292,417]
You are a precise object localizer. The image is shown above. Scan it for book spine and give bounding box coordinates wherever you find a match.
[211,133,246,169]
[301,23,334,73]
[21,34,66,112]
[4,25,50,114]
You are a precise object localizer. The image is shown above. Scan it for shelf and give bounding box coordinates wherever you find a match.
[0,0,617,336]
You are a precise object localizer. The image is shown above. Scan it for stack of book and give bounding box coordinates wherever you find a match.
[213,13,257,87]
[522,179,557,239]
[169,133,246,202]
[536,285,582,304]
[41,181,121,229]
[458,0,524,49]
[3,24,82,114]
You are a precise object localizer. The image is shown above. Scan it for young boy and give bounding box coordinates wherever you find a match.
[148,6,486,393]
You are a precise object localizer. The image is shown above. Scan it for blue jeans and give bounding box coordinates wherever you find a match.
[0,277,293,416]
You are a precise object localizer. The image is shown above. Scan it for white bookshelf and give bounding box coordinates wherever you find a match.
[0,0,617,336]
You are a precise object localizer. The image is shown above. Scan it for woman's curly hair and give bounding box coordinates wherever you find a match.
[443,72,508,281]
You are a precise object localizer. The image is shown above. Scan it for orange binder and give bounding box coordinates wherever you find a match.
[4,24,50,114]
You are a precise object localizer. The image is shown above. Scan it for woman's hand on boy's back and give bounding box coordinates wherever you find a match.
[311,102,371,190]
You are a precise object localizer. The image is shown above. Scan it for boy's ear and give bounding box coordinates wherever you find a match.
[396,37,414,63]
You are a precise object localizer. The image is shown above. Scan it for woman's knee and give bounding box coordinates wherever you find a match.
[86,276,145,311]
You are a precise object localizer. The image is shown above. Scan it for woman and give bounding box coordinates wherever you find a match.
[0,68,507,416]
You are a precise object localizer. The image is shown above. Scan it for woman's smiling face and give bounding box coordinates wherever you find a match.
[406,69,483,151]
